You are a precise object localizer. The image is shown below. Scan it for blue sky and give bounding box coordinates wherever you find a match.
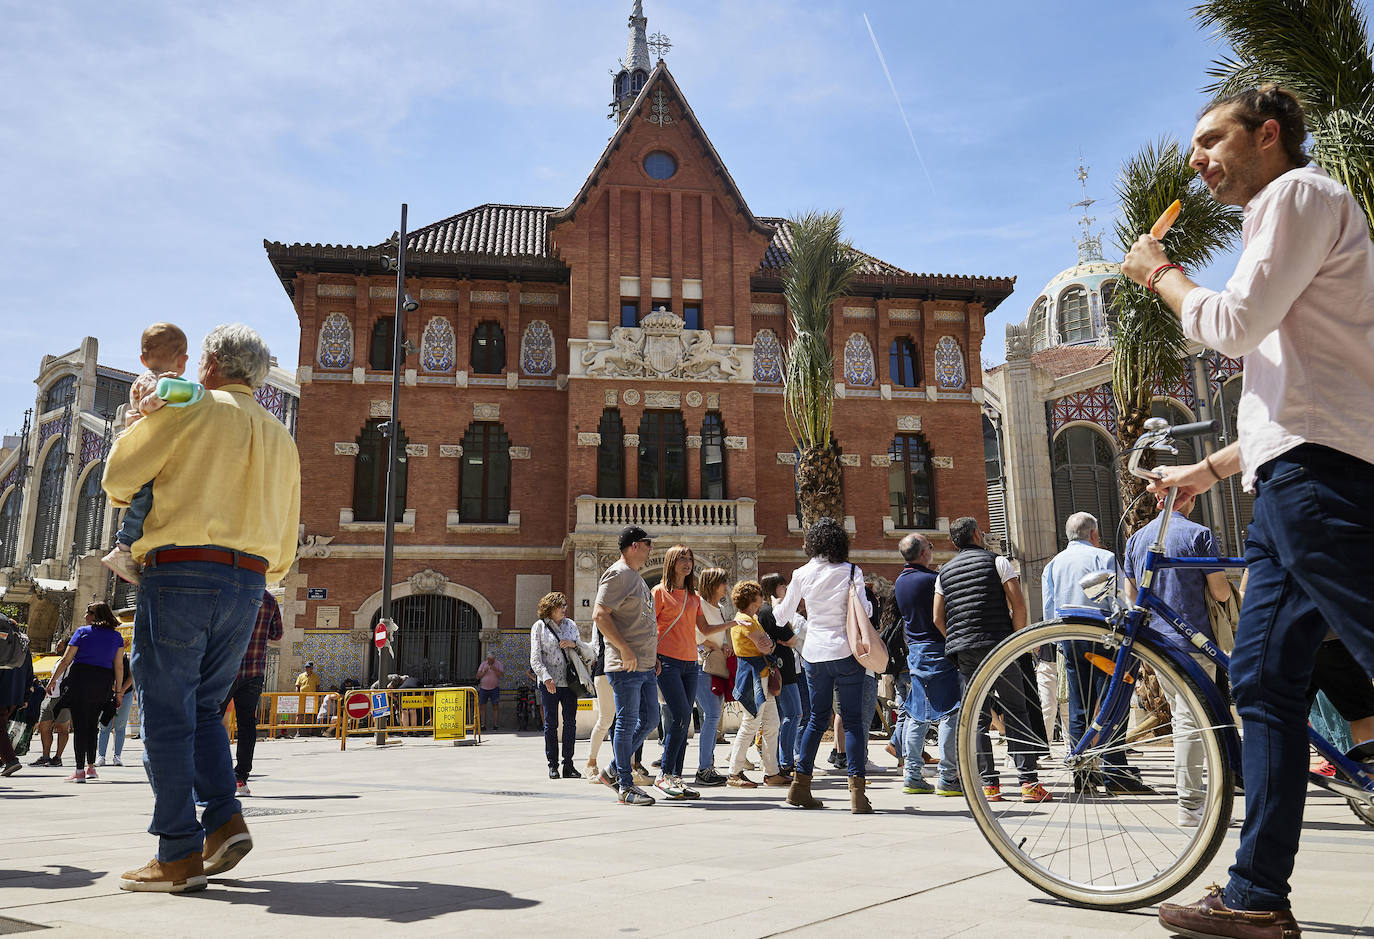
[0,0,1296,431]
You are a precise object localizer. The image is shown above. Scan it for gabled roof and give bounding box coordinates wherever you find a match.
[1031,345,1113,378]
[757,216,909,277]
[549,61,774,240]
[405,204,559,259]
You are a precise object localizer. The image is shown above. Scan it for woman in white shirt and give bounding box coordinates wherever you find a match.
[692,567,732,787]
[772,518,874,813]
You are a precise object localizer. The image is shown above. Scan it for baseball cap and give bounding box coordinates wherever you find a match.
[305,661,315,667]
[618,525,651,552]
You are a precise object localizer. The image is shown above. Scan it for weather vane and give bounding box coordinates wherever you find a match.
[1072,158,1103,263]
[648,31,671,60]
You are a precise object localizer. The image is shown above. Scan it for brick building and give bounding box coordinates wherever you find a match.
[264,3,1014,691]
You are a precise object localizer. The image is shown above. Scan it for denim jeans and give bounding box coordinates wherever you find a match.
[538,683,578,768]
[656,656,698,777]
[132,554,265,862]
[775,682,802,769]
[796,656,867,777]
[117,481,154,547]
[1061,640,1132,777]
[218,675,265,783]
[890,672,911,757]
[904,711,958,789]
[98,682,136,761]
[607,669,661,789]
[694,671,723,772]
[1224,445,1374,912]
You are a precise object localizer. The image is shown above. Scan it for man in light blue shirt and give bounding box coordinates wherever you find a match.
[1041,512,1150,794]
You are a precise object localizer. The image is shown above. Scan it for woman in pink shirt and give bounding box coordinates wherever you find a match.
[475,654,504,731]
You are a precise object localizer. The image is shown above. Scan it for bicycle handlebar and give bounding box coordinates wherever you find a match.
[1127,418,1219,483]
[1165,419,1218,440]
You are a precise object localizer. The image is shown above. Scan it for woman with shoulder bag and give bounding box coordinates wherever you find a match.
[772,518,876,813]
[650,545,712,801]
[692,567,731,787]
[46,603,126,783]
[529,592,594,779]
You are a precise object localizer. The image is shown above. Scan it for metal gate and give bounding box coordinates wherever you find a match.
[371,594,481,687]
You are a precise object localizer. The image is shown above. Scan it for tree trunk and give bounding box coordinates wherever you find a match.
[795,442,843,529]
[1115,402,1159,539]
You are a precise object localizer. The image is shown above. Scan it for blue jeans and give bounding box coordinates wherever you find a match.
[904,710,958,789]
[98,686,135,760]
[1061,640,1133,777]
[796,656,868,777]
[607,669,661,790]
[890,673,911,756]
[132,553,265,862]
[775,682,802,769]
[656,656,698,777]
[117,482,154,547]
[1225,445,1374,912]
[695,671,723,772]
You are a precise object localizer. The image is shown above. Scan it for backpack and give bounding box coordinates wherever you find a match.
[0,614,30,670]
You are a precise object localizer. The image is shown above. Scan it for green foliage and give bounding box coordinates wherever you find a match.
[1195,0,1374,238]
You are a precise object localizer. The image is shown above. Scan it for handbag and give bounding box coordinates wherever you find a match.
[701,647,730,678]
[543,621,593,698]
[846,564,889,673]
[764,658,782,697]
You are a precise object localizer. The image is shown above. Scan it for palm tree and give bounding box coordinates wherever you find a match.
[1110,139,1242,532]
[780,211,861,528]
[1195,0,1374,240]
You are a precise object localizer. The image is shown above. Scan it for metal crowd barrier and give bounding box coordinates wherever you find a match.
[335,686,482,749]
[226,691,340,740]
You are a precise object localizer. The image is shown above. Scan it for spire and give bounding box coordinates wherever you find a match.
[609,1,654,123]
[1071,158,1104,264]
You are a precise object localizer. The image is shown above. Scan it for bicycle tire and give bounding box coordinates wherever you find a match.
[956,618,1235,910]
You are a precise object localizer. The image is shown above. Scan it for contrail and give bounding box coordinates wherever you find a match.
[863,12,936,196]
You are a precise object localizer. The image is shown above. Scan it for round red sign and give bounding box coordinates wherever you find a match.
[344,691,371,720]
[374,622,388,650]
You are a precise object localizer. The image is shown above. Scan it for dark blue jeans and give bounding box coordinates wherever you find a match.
[538,684,578,768]
[796,656,868,778]
[1061,640,1132,777]
[656,656,698,777]
[132,553,264,862]
[607,669,661,789]
[775,682,802,769]
[1225,445,1374,912]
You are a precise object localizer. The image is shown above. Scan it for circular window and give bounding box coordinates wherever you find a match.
[643,151,677,180]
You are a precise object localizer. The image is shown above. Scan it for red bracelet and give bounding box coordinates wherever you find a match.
[1148,263,1182,293]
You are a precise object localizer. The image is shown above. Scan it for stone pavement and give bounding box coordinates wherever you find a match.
[2,731,1373,938]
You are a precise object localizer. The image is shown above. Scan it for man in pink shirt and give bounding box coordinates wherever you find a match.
[476,654,505,731]
[1123,85,1374,938]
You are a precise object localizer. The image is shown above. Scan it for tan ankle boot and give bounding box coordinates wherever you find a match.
[786,771,824,809]
[849,776,873,814]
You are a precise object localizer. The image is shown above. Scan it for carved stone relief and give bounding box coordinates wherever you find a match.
[932,456,954,469]
[623,434,639,448]
[897,415,922,431]
[473,402,500,421]
[685,435,702,449]
[776,452,797,465]
[408,569,449,594]
[577,433,601,446]
[334,442,359,456]
[706,393,720,409]
[645,391,680,409]
[839,454,860,466]
[509,447,531,460]
[580,309,743,381]
[439,444,464,458]
[685,390,703,408]
[724,436,747,450]
[870,454,892,467]
[604,389,619,406]
[297,533,334,559]
[405,444,428,457]
[370,400,391,417]
[622,389,640,406]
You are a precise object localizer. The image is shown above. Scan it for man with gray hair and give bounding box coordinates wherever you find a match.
[104,324,300,892]
[1041,512,1150,794]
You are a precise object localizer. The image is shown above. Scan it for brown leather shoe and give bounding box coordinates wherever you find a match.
[1157,884,1301,938]
[119,854,207,893]
[203,813,253,876]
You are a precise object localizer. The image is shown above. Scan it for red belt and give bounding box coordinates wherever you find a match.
[146,547,268,576]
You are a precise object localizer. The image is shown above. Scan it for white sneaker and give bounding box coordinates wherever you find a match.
[654,775,687,799]
[236,781,252,797]
[1177,805,1204,828]
[111,756,123,766]
[96,757,107,767]
[101,545,142,585]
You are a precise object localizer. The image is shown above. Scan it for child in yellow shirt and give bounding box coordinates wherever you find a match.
[726,581,788,788]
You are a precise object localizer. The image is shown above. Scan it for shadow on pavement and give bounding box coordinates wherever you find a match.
[0,791,77,799]
[247,795,361,801]
[0,865,104,889]
[203,879,538,921]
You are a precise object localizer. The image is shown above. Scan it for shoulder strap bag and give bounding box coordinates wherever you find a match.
[846,564,889,673]
[544,620,593,698]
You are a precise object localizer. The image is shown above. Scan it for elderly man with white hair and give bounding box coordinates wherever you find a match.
[104,324,300,892]
[1040,511,1152,795]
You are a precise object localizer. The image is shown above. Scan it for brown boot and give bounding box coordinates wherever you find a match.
[203,813,253,876]
[120,854,207,893]
[786,772,824,809]
[849,776,873,814]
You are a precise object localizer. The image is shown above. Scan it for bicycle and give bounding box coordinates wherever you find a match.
[955,417,1374,910]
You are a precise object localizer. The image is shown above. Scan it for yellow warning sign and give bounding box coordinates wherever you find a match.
[434,690,466,741]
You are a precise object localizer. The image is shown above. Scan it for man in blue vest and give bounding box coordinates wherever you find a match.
[935,516,1050,803]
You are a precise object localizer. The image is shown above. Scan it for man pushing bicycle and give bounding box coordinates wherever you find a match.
[1123,85,1374,939]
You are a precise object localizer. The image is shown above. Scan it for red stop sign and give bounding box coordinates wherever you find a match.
[374,621,388,649]
[344,691,371,720]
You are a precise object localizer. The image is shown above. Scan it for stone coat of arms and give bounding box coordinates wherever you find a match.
[581,308,743,381]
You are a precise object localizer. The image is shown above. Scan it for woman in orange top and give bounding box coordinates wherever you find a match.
[651,544,712,801]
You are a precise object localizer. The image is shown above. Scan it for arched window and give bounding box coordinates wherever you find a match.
[983,415,1008,545]
[520,320,555,376]
[317,313,353,370]
[373,595,482,687]
[1058,286,1093,344]
[1213,375,1253,556]
[460,423,511,523]
[888,434,935,530]
[43,375,76,413]
[420,316,456,373]
[369,316,396,371]
[889,338,920,387]
[700,412,726,500]
[1029,298,1049,352]
[1051,426,1121,551]
[597,409,625,498]
[1100,279,1120,336]
[638,410,686,499]
[0,490,20,568]
[753,329,782,383]
[73,463,107,554]
[30,439,67,563]
[843,333,875,386]
[352,419,407,522]
[934,336,966,389]
[471,321,506,374]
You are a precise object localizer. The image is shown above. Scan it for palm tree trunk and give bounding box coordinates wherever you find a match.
[795,442,843,529]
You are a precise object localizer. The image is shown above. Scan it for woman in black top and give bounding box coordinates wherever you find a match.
[759,573,801,775]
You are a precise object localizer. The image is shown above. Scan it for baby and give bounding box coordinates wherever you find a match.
[100,323,189,586]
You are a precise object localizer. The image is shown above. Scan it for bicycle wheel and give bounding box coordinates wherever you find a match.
[956,619,1235,910]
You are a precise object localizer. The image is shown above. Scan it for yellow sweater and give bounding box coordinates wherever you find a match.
[103,384,301,582]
